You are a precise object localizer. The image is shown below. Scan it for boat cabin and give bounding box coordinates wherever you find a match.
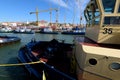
[74,0,120,80]
[84,0,120,44]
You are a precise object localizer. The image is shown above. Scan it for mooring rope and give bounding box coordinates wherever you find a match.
[0,61,44,67]
[0,60,76,80]
[0,61,46,79]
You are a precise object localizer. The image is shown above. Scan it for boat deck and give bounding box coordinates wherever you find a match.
[75,36,120,49]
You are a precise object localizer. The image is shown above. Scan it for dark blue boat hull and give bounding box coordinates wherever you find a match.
[61,31,85,35]
[0,36,21,46]
[18,46,43,80]
[18,39,76,80]
[39,31,58,34]
[13,31,34,34]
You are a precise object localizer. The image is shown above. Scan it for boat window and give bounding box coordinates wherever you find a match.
[118,4,120,13]
[94,18,100,25]
[102,0,116,13]
[93,0,100,17]
[89,58,97,65]
[110,63,120,70]
[104,16,120,25]
[87,2,100,20]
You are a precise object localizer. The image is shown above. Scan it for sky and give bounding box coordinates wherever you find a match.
[0,0,90,24]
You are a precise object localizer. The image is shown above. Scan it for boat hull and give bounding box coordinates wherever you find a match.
[74,36,120,80]
[13,31,34,34]
[61,31,85,35]
[18,47,43,80]
[0,36,21,46]
[18,39,76,80]
[39,31,58,34]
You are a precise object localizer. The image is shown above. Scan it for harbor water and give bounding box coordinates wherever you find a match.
[0,33,81,80]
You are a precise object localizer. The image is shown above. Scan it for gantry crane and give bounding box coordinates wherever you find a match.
[30,8,58,26]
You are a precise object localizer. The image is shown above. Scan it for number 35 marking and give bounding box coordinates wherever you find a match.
[103,28,113,34]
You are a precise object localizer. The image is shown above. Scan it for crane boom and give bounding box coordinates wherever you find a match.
[30,8,58,26]
[30,8,58,14]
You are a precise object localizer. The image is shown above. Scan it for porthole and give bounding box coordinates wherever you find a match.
[89,58,97,65]
[110,62,120,70]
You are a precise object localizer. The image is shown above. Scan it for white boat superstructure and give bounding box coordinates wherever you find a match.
[0,27,13,32]
[19,28,26,32]
[43,27,53,32]
[14,27,34,33]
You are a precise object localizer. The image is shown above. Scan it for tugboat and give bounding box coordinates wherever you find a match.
[18,0,120,80]
[61,26,85,35]
[74,0,120,80]
[39,27,58,34]
[13,27,35,34]
[0,27,13,33]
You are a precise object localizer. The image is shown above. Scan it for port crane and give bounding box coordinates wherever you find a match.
[30,8,58,26]
[64,0,68,27]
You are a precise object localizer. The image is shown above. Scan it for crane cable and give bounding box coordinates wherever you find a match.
[0,61,44,67]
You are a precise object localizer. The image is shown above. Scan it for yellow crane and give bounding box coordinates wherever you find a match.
[30,8,58,26]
